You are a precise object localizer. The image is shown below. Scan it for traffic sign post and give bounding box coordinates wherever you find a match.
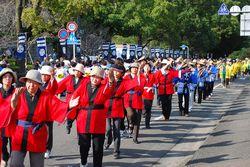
[218,3,230,15]
[58,29,69,40]
[230,5,250,36]
[58,21,79,60]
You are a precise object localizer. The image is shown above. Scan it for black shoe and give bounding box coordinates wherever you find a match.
[104,144,110,150]
[145,126,151,129]
[133,139,140,144]
[113,152,120,159]
[66,127,71,134]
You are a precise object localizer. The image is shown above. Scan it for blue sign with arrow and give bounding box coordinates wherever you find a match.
[67,32,78,45]
[218,3,230,15]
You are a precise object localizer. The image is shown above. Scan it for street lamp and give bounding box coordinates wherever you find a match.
[180,44,189,59]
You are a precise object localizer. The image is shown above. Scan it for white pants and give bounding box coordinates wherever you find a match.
[189,91,194,112]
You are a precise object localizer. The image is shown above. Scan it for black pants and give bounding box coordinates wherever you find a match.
[159,94,172,120]
[126,107,142,140]
[10,151,44,167]
[203,82,208,100]
[46,122,53,151]
[2,136,11,161]
[143,99,153,128]
[105,118,121,153]
[198,87,204,104]
[207,82,214,96]
[78,133,105,167]
[178,94,189,115]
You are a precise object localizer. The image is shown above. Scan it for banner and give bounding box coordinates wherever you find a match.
[37,37,47,60]
[150,48,155,58]
[129,44,136,61]
[60,39,67,55]
[102,42,110,60]
[121,44,127,60]
[110,43,116,59]
[137,45,142,59]
[16,33,27,60]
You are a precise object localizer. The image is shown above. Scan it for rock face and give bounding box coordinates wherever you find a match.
[0,0,16,48]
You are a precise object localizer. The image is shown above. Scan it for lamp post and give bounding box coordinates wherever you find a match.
[180,44,189,59]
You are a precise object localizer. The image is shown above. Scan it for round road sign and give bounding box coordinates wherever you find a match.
[58,28,69,40]
[230,5,241,16]
[67,21,78,32]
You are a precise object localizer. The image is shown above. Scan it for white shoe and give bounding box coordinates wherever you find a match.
[80,163,88,167]
[44,150,51,159]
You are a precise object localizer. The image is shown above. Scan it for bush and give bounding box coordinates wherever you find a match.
[229,47,250,60]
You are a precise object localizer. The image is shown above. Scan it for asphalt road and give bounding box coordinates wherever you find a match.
[15,78,248,167]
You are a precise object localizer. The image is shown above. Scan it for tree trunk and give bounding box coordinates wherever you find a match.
[137,33,143,46]
[15,0,24,34]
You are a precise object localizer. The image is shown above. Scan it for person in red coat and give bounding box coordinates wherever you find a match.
[104,63,137,159]
[123,62,146,144]
[142,63,156,129]
[0,68,17,166]
[8,70,78,167]
[40,65,58,159]
[154,59,179,120]
[67,66,115,167]
[56,63,86,134]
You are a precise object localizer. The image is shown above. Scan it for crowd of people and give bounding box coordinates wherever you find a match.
[0,55,249,167]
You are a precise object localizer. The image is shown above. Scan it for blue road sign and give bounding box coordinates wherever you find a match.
[67,32,78,45]
[218,3,229,15]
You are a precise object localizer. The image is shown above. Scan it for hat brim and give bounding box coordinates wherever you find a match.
[73,68,84,74]
[19,77,43,84]
[111,67,124,73]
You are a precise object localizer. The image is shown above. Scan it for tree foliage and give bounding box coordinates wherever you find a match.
[19,0,249,57]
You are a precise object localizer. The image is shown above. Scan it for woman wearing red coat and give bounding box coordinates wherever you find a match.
[154,59,179,120]
[67,66,115,167]
[8,70,77,167]
[0,68,17,166]
[56,63,86,134]
[142,63,156,129]
[123,62,146,144]
[104,63,137,159]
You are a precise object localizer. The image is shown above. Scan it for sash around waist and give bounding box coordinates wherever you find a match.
[79,104,105,110]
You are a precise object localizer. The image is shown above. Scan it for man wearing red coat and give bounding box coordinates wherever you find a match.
[104,63,137,159]
[56,63,86,134]
[8,70,77,167]
[67,66,115,167]
[154,59,179,120]
[123,62,146,144]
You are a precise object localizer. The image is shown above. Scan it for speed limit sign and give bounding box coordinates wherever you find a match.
[67,21,78,32]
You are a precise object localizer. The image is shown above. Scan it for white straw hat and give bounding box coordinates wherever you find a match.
[90,66,104,78]
[40,65,53,75]
[73,63,85,74]
[19,70,42,84]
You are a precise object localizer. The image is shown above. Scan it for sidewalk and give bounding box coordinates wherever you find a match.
[186,80,250,167]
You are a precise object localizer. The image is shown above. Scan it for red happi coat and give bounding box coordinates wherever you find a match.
[105,77,138,118]
[123,73,146,110]
[44,79,58,95]
[155,68,179,95]
[142,73,156,100]
[57,75,86,102]
[11,89,68,153]
[0,86,16,137]
[67,79,114,134]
